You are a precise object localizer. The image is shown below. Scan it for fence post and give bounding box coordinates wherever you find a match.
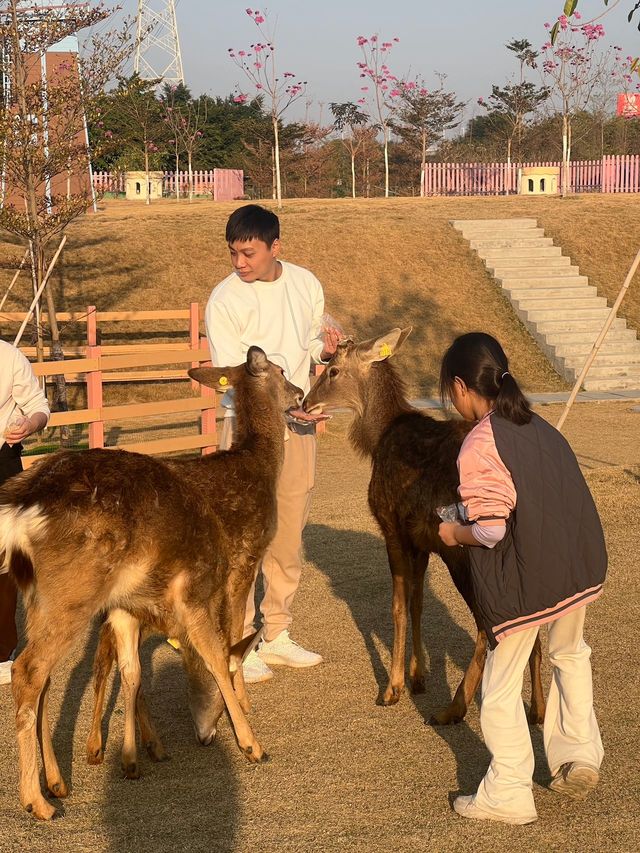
[199,335,217,455]
[189,301,200,393]
[86,305,104,449]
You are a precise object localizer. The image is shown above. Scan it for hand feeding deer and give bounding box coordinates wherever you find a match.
[0,346,303,821]
[303,328,545,725]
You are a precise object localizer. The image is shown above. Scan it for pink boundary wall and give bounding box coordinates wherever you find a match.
[92,168,244,200]
[422,155,640,196]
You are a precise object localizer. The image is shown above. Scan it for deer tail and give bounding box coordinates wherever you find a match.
[0,504,46,592]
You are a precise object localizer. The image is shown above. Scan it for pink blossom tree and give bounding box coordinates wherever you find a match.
[355,34,401,197]
[552,1,639,69]
[163,88,207,202]
[228,8,306,208]
[541,10,612,195]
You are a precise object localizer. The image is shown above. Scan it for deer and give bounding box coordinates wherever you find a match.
[303,328,545,726]
[0,346,304,821]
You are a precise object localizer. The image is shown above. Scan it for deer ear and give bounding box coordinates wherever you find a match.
[246,345,270,376]
[189,366,240,391]
[356,327,412,363]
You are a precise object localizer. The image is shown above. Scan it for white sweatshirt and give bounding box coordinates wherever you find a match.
[0,339,50,449]
[205,260,326,408]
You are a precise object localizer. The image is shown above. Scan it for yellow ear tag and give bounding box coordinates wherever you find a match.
[379,343,393,359]
[218,376,228,387]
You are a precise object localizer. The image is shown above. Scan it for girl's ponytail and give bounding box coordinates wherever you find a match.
[494,370,532,426]
[440,333,533,425]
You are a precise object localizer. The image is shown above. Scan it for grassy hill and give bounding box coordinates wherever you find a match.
[1,194,639,396]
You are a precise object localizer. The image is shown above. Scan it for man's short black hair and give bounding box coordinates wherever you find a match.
[225,204,280,247]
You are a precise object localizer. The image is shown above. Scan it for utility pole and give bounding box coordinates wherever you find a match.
[135,0,184,85]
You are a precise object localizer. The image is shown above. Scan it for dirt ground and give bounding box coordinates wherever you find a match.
[0,400,638,853]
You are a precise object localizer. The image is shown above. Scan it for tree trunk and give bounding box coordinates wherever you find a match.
[351,151,356,199]
[175,151,180,201]
[507,137,512,168]
[420,132,427,198]
[144,147,151,205]
[561,113,570,197]
[383,126,389,198]
[188,152,193,203]
[271,144,276,200]
[273,115,282,209]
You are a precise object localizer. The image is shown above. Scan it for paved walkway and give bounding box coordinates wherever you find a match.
[412,388,640,409]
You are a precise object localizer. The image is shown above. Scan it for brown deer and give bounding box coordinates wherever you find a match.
[303,328,544,725]
[0,346,303,821]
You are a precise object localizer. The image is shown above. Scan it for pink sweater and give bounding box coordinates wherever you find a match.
[457,412,516,545]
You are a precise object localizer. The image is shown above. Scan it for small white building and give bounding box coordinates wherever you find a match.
[125,171,163,201]
[519,166,560,195]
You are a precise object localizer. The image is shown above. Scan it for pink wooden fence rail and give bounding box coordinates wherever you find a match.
[422,155,640,196]
[92,168,244,201]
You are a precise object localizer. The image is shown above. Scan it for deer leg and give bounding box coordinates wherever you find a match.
[527,634,546,724]
[409,554,428,694]
[429,630,488,726]
[109,610,142,779]
[378,541,411,706]
[36,677,68,799]
[183,608,267,763]
[136,688,169,762]
[86,619,116,765]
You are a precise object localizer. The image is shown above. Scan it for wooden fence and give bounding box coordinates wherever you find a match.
[92,168,244,201]
[422,155,640,196]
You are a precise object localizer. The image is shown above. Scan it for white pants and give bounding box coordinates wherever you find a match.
[473,606,604,818]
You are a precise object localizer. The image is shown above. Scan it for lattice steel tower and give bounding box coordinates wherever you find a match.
[135,0,184,85]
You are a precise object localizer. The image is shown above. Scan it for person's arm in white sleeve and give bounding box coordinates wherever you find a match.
[4,349,50,444]
[308,279,326,365]
[205,299,244,368]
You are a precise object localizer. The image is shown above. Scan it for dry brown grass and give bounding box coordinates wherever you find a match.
[1,194,639,398]
[0,402,638,852]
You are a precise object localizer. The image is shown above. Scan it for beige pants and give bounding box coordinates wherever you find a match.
[220,416,316,643]
[473,605,604,818]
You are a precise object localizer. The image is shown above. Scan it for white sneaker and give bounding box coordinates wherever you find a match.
[258,630,323,668]
[0,650,16,686]
[242,650,274,684]
[453,795,537,826]
[549,762,599,800]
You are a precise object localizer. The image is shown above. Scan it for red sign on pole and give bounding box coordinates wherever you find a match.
[617,93,640,118]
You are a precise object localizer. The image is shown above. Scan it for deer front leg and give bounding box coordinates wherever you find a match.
[87,619,115,765]
[136,689,169,762]
[430,630,488,726]
[109,610,142,779]
[37,677,68,799]
[527,634,546,724]
[409,554,429,695]
[378,542,411,706]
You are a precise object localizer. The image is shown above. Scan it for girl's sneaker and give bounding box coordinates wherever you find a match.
[453,795,538,825]
[0,649,16,686]
[549,763,599,800]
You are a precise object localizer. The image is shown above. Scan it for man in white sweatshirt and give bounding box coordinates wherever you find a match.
[205,205,341,683]
[0,340,50,685]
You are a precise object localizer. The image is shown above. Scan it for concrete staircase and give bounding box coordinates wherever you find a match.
[451,218,640,391]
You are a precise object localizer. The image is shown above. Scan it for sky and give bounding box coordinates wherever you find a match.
[115,0,638,125]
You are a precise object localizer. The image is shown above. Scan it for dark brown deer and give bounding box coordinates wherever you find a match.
[303,328,544,725]
[0,346,302,821]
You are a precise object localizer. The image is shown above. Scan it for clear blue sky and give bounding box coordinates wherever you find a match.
[117,0,637,124]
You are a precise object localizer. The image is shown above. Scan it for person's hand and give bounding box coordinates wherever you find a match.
[438,521,462,547]
[321,325,343,361]
[3,415,33,446]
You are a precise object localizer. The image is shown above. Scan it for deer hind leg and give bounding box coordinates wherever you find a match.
[527,634,546,724]
[136,687,169,762]
[378,540,411,706]
[86,619,116,765]
[12,607,81,821]
[183,607,267,764]
[37,677,68,799]
[409,553,429,695]
[108,609,142,779]
[430,630,488,726]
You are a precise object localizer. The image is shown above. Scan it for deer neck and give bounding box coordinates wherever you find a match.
[348,361,413,457]
[232,389,286,479]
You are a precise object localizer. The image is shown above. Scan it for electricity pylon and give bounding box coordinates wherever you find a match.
[135,0,184,85]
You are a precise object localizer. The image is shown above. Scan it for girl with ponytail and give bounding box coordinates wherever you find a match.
[438,332,606,826]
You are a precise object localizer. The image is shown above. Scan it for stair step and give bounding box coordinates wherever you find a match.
[532,317,628,334]
[488,256,571,271]
[499,275,589,288]
[568,364,640,379]
[471,237,553,250]
[551,342,640,359]
[583,375,640,391]
[517,298,607,314]
[543,327,637,345]
[462,228,546,241]
[451,218,538,229]
[492,264,577,278]
[480,246,563,259]
[560,351,640,369]
[508,286,600,301]
[525,306,613,322]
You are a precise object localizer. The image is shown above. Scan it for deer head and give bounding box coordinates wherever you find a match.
[303,327,412,415]
[189,346,303,416]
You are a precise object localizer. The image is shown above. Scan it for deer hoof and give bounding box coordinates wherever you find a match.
[48,780,69,799]
[122,762,140,780]
[410,677,426,694]
[243,744,266,764]
[527,706,545,726]
[146,741,170,762]
[26,796,57,821]
[428,709,463,727]
[376,686,401,706]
